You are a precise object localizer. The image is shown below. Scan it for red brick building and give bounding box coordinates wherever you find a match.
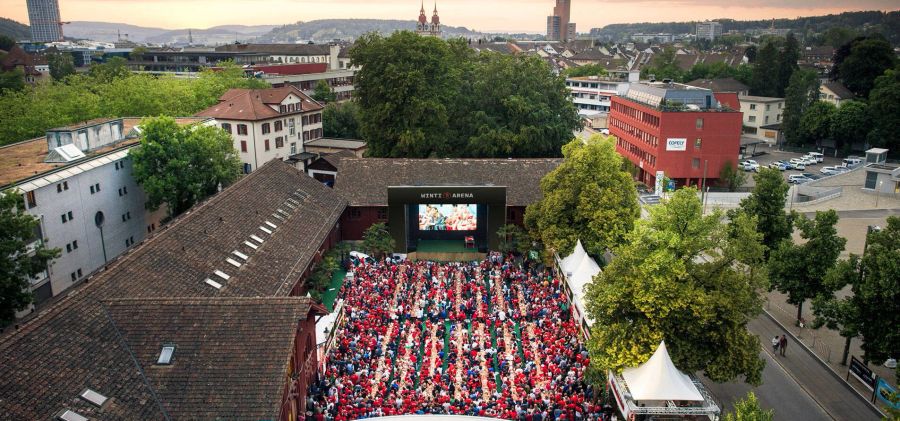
[609,82,742,188]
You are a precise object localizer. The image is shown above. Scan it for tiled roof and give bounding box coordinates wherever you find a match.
[686,78,749,93]
[195,86,323,121]
[215,43,331,56]
[0,161,342,419]
[333,158,561,207]
[822,81,854,100]
[322,149,358,170]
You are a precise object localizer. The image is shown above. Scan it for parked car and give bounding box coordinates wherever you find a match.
[834,166,852,173]
[741,160,760,172]
[801,173,821,180]
[820,166,840,175]
[769,161,789,171]
[800,156,817,165]
[788,159,806,170]
[807,152,824,163]
[788,175,811,184]
[842,157,863,168]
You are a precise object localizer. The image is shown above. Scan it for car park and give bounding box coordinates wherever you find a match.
[800,156,817,165]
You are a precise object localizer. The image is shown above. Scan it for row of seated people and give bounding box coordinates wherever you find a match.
[306,253,612,420]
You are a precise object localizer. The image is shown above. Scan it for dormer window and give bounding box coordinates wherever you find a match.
[157,344,175,365]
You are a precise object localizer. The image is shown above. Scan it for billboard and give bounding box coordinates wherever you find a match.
[666,138,687,151]
[849,356,877,390]
[418,204,477,231]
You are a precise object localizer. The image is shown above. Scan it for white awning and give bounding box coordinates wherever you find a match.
[559,240,601,326]
[622,341,704,401]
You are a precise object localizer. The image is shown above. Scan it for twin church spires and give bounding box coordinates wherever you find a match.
[416,1,442,37]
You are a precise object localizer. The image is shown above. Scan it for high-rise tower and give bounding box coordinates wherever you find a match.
[546,0,574,41]
[416,1,442,38]
[26,0,64,42]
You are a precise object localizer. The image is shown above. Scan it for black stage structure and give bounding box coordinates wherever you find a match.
[387,186,507,253]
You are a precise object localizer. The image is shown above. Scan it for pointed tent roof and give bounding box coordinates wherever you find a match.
[622,341,704,401]
[560,239,589,275]
[559,240,600,326]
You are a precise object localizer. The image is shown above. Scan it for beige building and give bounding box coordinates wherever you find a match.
[739,95,784,142]
[820,81,854,107]
[195,86,324,173]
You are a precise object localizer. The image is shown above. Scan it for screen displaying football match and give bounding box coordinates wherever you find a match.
[418,204,477,231]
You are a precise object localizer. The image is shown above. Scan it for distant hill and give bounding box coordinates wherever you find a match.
[593,10,900,44]
[256,19,484,42]
[0,17,30,40]
[63,21,278,45]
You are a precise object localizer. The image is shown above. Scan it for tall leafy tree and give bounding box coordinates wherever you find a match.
[834,35,897,98]
[867,66,900,152]
[585,188,767,384]
[724,392,774,421]
[87,56,131,83]
[776,33,800,97]
[312,80,336,103]
[524,136,640,258]
[798,101,836,147]
[562,64,607,78]
[829,100,871,151]
[47,51,75,80]
[0,35,15,51]
[362,222,395,259]
[769,210,846,324]
[130,117,241,217]
[0,192,60,324]
[323,102,361,139]
[750,42,779,97]
[782,69,820,145]
[0,67,24,92]
[719,160,747,192]
[733,168,792,256]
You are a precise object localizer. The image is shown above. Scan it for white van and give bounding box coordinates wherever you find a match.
[807,152,824,163]
[842,157,863,168]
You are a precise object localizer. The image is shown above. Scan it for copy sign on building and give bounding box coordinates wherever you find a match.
[666,138,687,151]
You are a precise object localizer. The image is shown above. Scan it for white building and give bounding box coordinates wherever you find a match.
[631,33,675,43]
[564,74,635,118]
[195,86,324,173]
[739,95,784,142]
[1,118,211,310]
[696,21,723,41]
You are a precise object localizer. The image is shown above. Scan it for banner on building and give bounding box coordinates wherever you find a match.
[654,171,665,196]
[665,138,687,151]
[875,378,900,409]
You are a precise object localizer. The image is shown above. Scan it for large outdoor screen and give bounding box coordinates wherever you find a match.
[418,204,477,231]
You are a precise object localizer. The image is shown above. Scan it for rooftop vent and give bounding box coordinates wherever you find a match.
[79,388,108,407]
[232,250,249,260]
[57,410,88,421]
[205,278,223,289]
[157,344,175,364]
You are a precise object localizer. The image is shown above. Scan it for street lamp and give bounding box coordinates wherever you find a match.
[875,181,884,207]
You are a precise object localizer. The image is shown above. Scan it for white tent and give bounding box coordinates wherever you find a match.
[559,240,601,326]
[622,341,704,401]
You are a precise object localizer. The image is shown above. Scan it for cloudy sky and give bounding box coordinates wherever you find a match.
[1,0,896,32]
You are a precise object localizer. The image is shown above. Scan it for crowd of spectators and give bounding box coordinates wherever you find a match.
[306,253,614,420]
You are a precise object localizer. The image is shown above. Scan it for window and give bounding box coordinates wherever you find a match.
[290,142,297,155]
[694,138,701,150]
[122,212,131,222]
[748,116,756,123]
[695,118,704,129]
[276,137,284,148]
[240,140,247,153]
[25,191,37,208]
[66,243,71,253]
[692,158,701,169]
[243,163,252,174]
[765,104,771,111]
[865,171,878,189]
[221,123,232,134]
[749,104,756,110]
[57,184,62,193]
[262,123,271,134]
[90,185,95,194]
[765,116,770,124]
[777,114,782,122]
[237,124,248,135]
[157,345,175,365]
[289,118,296,135]
[89,183,100,194]
[58,409,88,421]
[274,120,283,131]
[264,139,270,151]
[115,162,119,170]
[77,269,82,277]
[377,208,387,220]
[61,211,73,223]
[71,272,77,282]
[349,208,361,220]
[79,388,108,407]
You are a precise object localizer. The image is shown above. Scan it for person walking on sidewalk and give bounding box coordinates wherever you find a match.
[779,335,788,356]
[772,336,780,354]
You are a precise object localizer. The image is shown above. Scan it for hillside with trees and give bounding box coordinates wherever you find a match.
[257,19,483,42]
[0,18,29,41]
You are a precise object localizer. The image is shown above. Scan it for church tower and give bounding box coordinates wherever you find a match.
[416,1,442,37]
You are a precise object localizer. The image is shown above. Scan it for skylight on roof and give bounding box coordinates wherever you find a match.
[205,278,223,289]
[250,235,264,244]
[79,388,108,407]
[58,410,88,421]
[259,226,273,235]
[226,258,242,268]
[243,240,259,250]
[232,250,249,260]
[277,208,291,216]
[284,202,296,210]
[157,345,175,365]
[265,221,277,229]
[271,213,285,221]
[214,270,230,280]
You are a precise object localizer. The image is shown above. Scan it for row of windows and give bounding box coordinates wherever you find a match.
[65,240,79,253]
[89,183,101,194]
[279,103,301,114]
[125,236,136,247]
[612,102,661,128]
[122,212,132,222]
[610,117,660,148]
[61,211,74,223]
[301,113,322,126]
[747,114,781,124]
[571,92,610,101]
[70,268,83,282]
[616,138,658,168]
[748,103,782,111]
[302,128,324,142]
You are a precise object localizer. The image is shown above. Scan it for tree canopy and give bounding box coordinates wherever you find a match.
[723,392,774,421]
[829,100,871,151]
[563,64,608,78]
[867,66,900,152]
[130,117,242,217]
[0,192,60,324]
[782,69,820,145]
[524,136,640,259]
[833,35,897,98]
[323,102,361,139]
[798,101,837,147]
[47,51,75,80]
[362,222,395,258]
[769,210,846,324]
[585,188,768,384]
[350,31,580,158]
[733,168,793,256]
[312,80,336,103]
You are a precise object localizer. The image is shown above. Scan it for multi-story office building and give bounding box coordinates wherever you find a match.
[609,82,742,188]
[696,21,723,41]
[1,118,212,309]
[26,0,63,42]
[195,86,324,173]
[565,75,633,117]
[546,0,573,41]
[739,95,784,142]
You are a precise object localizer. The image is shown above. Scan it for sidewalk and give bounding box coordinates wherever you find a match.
[755,301,886,420]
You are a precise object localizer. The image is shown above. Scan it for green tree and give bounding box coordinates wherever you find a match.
[798,101,836,147]
[0,35,15,51]
[323,102,361,139]
[821,27,859,48]
[563,64,607,78]
[835,35,897,98]
[362,222,394,258]
[0,191,60,324]
[723,392,774,421]
[496,224,526,255]
[811,255,863,366]
[129,46,147,61]
[782,69,820,145]
[750,42,779,97]
[47,51,75,80]
[769,210,847,325]
[775,33,800,97]
[867,66,900,152]
[525,136,640,259]
[734,168,793,256]
[639,46,683,82]
[312,79,336,103]
[88,56,130,83]
[585,188,768,384]
[829,100,871,151]
[719,160,747,192]
[0,67,24,92]
[130,117,241,217]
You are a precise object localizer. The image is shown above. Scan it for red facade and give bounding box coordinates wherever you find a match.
[280,314,321,421]
[341,206,388,240]
[609,96,742,188]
